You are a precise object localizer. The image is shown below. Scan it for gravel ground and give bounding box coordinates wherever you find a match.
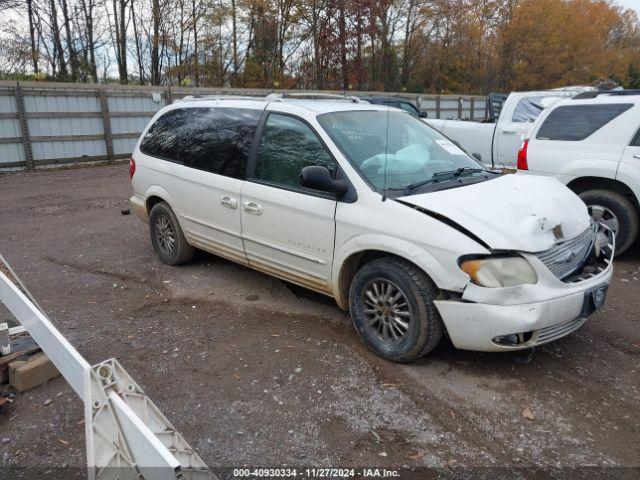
[0,164,638,478]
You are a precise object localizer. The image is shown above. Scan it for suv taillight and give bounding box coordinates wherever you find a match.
[517,139,529,170]
[129,157,136,179]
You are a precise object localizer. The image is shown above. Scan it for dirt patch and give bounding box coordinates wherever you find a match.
[0,164,638,473]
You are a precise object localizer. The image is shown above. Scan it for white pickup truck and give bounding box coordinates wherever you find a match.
[425,89,590,168]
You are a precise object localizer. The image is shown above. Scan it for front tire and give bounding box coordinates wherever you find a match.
[349,257,443,362]
[149,202,195,265]
[579,190,639,256]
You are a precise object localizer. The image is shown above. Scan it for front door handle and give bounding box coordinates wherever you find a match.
[633,154,640,160]
[243,201,263,215]
[220,195,238,209]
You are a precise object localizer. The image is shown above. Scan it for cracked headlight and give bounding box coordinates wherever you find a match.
[459,255,538,288]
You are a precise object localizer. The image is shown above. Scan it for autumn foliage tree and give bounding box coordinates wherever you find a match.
[1,0,639,93]
[499,0,640,89]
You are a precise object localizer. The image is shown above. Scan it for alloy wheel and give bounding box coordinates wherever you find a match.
[361,279,411,344]
[155,214,176,254]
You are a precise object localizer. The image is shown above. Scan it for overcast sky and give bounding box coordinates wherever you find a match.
[621,0,640,14]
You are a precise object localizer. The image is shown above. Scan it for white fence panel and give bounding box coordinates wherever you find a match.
[0,81,488,170]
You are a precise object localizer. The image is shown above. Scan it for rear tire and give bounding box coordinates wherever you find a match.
[349,257,443,362]
[579,189,639,256]
[149,202,195,265]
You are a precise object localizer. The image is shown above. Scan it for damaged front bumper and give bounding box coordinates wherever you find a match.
[434,224,614,352]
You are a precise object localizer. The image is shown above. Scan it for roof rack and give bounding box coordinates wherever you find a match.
[265,92,363,103]
[178,94,260,102]
[572,89,640,100]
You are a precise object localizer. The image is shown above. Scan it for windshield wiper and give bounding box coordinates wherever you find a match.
[402,167,486,191]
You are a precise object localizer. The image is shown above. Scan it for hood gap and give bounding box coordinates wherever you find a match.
[395,199,491,250]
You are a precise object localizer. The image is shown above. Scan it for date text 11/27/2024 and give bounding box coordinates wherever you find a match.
[231,468,401,478]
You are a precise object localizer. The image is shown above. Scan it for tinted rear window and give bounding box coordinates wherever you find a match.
[536,104,633,141]
[140,107,261,178]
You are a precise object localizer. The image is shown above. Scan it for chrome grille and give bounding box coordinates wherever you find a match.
[535,222,597,280]
[535,317,586,344]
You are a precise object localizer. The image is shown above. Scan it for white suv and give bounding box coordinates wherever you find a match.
[518,91,640,254]
[129,94,613,362]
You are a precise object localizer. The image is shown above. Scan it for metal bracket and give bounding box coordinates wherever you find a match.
[0,255,214,479]
[0,323,9,355]
[85,358,212,480]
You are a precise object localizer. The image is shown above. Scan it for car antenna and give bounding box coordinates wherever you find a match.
[382,91,390,202]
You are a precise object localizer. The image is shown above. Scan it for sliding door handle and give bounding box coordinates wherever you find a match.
[633,154,640,160]
[242,201,263,215]
[220,195,238,209]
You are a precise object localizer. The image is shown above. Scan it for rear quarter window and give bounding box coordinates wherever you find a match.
[140,107,261,178]
[536,104,633,141]
[512,96,547,122]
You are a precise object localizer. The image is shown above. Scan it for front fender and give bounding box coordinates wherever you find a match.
[332,233,473,307]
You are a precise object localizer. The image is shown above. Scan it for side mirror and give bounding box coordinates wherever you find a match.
[419,111,429,118]
[472,152,482,161]
[299,166,348,195]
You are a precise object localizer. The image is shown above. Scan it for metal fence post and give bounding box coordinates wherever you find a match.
[15,83,34,171]
[98,86,115,164]
[458,97,463,119]
[470,97,475,120]
[165,86,173,105]
[436,96,441,119]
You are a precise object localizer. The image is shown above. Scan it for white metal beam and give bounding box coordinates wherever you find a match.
[0,257,214,479]
[0,269,90,398]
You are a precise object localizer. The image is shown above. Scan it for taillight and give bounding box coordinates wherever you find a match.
[129,157,136,179]
[517,139,529,170]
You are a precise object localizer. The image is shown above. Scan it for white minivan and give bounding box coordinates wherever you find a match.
[130,94,614,362]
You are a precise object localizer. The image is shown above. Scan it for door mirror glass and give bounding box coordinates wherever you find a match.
[419,111,429,118]
[472,152,482,161]
[299,166,348,195]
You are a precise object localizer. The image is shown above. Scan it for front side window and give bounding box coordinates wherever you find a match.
[318,110,485,191]
[253,113,335,188]
[536,104,633,141]
[140,107,261,178]
[399,102,420,117]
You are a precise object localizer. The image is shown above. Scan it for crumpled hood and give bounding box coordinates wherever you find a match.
[398,174,590,252]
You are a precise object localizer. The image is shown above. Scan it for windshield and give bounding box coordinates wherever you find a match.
[317,110,484,191]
